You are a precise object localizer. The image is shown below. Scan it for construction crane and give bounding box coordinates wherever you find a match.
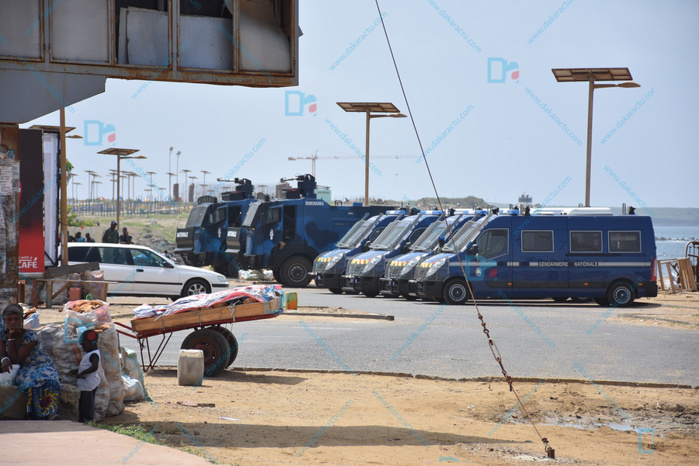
[288,151,413,177]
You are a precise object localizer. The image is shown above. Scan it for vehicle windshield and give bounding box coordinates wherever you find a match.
[370,221,412,250]
[242,202,263,228]
[336,218,374,248]
[442,219,482,253]
[185,205,210,228]
[410,220,446,251]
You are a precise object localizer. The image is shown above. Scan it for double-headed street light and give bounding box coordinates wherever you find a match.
[552,68,640,207]
[98,148,145,227]
[337,102,406,206]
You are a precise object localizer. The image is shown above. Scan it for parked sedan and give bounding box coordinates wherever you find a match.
[68,243,229,299]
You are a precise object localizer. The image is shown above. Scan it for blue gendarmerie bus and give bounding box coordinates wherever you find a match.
[413,207,658,306]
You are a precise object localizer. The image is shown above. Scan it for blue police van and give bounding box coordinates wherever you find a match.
[341,211,443,297]
[379,210,474,299]
[414,208,658,306]
[310,211,403,294]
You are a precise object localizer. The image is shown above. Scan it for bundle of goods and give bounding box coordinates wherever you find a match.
[130,284,284,332]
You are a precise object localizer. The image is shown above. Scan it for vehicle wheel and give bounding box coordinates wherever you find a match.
[594,297,610,306]
[279,257,311,288]
[607,281,635,307]
[214,328,239,367]
[181,278,211,297]
[213,262,227,275]
[226,260,240,279]
[329,287,343,294]
[552,297,569,303]
[181,328,230,377]
[403,293,417,301]
[443,278,470,305]
[272,268,282,283]
[360,279,379,298]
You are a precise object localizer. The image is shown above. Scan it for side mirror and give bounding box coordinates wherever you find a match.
[362,242,371,252]
[438,236,445,248]
[467,244,479,256]
[402,242,412,253]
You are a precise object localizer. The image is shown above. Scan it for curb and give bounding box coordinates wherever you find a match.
[284,311,394,321]
[621,313,699,327]
[152,366,697,389]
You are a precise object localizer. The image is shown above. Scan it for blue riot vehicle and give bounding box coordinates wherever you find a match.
[414,207,658,305]
[175,178,255,278]
[341,211,444,297]
[379,210,475,299]
[234,175,392,288]
[310,211,405,294]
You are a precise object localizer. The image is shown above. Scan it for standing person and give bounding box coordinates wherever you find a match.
[75,232,85,242]
[85,233,95,243]
[76,329,100,423]
[119,227,132,244]
[0,304,62,420]
[102,221,119,243]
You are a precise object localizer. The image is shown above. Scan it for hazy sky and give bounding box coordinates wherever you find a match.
[22,0,699,209]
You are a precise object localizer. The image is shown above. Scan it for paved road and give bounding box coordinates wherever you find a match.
[119,287,699,386]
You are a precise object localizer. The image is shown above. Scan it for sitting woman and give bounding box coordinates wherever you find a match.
[0,304,62,420]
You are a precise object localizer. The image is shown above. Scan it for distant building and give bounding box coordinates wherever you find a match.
[518,193,533,211]
[276,181,291,198]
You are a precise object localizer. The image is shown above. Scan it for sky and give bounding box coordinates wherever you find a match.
[20,0,699,209]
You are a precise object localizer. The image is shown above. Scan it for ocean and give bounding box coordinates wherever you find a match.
[654,225,699,260]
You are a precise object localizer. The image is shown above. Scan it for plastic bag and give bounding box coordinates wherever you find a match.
[120,347,149,401]
[121,373,144,402]
[23,312,40,330]
[0,364,20,386]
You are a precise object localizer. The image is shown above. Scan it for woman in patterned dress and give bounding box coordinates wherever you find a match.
[0,304,62,419]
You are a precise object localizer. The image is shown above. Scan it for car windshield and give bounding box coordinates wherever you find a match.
[370,221,412,250]
[185,205,210,228]
[442,219,482,253]
[242,202,263,228]
[409,220,447,251]
[337,220,369,248]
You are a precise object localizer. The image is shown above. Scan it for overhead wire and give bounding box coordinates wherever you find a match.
[372,0,555,458]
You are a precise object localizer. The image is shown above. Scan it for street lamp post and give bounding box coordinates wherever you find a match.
[337,102,406,205]
[98,148,145,227]
[181,169,191,202]
[552,68,640,207]
[189,175,198,202]
[201,170,211,197]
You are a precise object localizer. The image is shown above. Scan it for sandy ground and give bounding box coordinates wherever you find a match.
[32,291,698,465]
[102,370,697,466]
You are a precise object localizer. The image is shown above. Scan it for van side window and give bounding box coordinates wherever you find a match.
[609,231,641,253]
[68,247,89,262]
[570,231,602,253]
[477,229,508,258]
[522,231,554,252]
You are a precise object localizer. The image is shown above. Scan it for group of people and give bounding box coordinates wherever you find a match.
[71,232,95,243]
[1,305,101,422]
[102,221,133,244]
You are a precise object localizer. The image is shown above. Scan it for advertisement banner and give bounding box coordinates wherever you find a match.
[18,129,45,275]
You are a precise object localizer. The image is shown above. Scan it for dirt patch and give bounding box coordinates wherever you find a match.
[102,370,698,465]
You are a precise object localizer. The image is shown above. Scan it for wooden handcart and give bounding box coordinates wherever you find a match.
[115,298,282,376]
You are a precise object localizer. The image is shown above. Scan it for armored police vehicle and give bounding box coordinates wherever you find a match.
[341,211,444,297]
[234,175,391,288]
[414,208,658,306]
[379,210,474,299]
[175,178,255,278]
[310,211,404,294]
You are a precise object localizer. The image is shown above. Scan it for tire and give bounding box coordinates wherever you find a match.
[279,257,312,288]
[329,287,343,294]
[213,262,227,275]
[552,297,569,303]
[181,278,211,297]
[607,281,635,307]
[226,260,240,279]
[181,328,230,377]
[594,297,610,306]
[403,293,417,301]
[272,268,282,283]
[360,279,379,298]
[570,297,592,303]
[443,278,470,305]
[214,328,239,367]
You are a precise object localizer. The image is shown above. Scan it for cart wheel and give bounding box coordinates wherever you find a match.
[181,329,230,377]
[214,328,239,367]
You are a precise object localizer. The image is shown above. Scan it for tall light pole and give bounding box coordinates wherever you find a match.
[181,169,191,202]
[167,172,176,202]
[552,68,640,207]
[176,151,182,201]
[189,175,198,202]
[168,146,173,201]
[337,102,406,205]
[98,148,145,227]
[201,170,211,197]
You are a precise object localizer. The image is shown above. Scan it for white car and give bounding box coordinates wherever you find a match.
[68,243,229,299]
